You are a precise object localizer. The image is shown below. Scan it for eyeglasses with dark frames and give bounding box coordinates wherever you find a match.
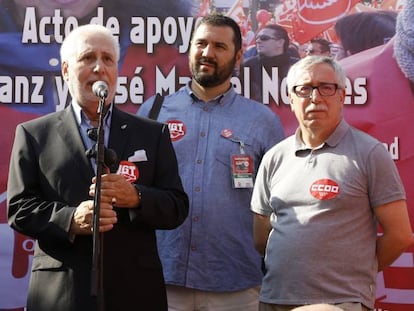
[292,83,339,97]
[256,35,281,42]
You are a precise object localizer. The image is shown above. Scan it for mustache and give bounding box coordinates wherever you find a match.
[305,103,328,114]
[198,56,217,67]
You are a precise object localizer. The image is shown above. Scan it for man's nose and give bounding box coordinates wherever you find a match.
[201,44,214,57]
[310,87,322,100]
[93,59,104,73]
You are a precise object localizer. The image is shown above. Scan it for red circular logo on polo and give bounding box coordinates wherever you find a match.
[167,120,186,142]
[310,178,340,200]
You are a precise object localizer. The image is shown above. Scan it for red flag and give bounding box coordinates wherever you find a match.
[226,0,253,49]
[286,0,360,44]
[226,0,246,24]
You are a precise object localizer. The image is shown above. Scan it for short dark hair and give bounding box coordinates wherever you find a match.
[263,24,290,52]
[194,14,242,52]
[334,10,397,55]
[310,38,331,53]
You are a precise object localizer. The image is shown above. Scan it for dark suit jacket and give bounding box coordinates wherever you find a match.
[7,105,189,311]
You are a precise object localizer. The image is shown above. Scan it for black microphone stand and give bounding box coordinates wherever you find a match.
[91,95,107,311]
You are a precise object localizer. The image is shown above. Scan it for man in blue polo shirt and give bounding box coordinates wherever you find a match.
[138,13,285,311]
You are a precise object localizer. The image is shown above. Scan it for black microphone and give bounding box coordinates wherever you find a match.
[87,128,98,141]
[92,81,108,98]
[86,128,118,167]
[86,145,118,167]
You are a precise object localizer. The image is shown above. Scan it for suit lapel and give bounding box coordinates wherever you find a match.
[108,107,132,171]
[56,106,95,179]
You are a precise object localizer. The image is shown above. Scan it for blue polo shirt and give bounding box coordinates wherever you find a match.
[138,83,285,291]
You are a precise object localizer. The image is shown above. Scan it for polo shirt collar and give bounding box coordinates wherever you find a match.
[294,118,349,152]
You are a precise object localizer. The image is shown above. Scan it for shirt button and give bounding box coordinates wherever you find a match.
[203,107,208,112]
[191,245,197,251]
[197,159,202,164]
[195,186,201,192]
[193,216,199,222]
[200,131,206,137]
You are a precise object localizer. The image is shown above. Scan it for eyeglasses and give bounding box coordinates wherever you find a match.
[256,35,280,42]
[292,83,339,97]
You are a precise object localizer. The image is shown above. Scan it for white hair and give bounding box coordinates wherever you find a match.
[286,55,347,94]
[60,24,120,63]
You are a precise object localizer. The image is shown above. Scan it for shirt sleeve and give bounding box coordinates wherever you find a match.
[251,149,275,216]
[367,143,406,208]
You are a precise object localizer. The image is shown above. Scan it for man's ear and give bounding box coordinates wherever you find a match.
[338,88,346,105]
[61,61,69,81]
[289,95,295,111]
[235,49,243,68]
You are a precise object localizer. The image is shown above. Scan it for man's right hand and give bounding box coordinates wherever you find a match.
[70,200,118,235]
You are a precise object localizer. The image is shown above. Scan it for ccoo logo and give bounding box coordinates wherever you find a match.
[310,178,340,200]
[167,120,186,142]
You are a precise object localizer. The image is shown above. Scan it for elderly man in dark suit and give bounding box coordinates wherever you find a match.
[7,24,188,311]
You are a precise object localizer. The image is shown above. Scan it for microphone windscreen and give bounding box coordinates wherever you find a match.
[92,81,108,98]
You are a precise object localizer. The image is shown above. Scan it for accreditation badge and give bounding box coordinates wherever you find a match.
[231,154,254,188]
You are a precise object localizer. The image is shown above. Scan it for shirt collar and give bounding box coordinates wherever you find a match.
[185,81,236,105]
[294,118,349,152]
[72,101,113,129]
